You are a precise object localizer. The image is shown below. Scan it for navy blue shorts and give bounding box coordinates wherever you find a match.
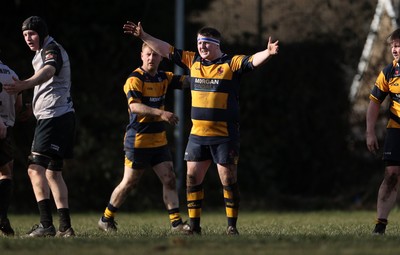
[32,111,76,159]
[124,145,172,169]
[184,139,240,164]
[0,127,14,166]
[383,128,400,165]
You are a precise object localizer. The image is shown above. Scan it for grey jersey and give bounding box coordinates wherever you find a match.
[0,61,18,127]
[32,36,74,119]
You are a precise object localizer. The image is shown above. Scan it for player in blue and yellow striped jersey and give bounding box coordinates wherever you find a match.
[367,28,400,235]
[123,21,279,235]
[98,43,189,234]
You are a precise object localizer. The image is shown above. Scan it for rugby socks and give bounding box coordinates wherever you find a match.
[375,218,388,229]
[58,208,71,232]
[38,199,53,228]
[223,183,240,228]
[168,208,183,227]
[373,218,387,234]
[187,184,204,230]
[376,218,388,225]
[0,179,12,221]
[102,203,118,221]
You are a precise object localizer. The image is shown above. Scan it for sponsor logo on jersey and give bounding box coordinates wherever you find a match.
[44,50,57,62]
[187,202,197,207]
[193,78,219,91]
[394,68,400,77]
[149,96,164,102]
[217,66,224,75]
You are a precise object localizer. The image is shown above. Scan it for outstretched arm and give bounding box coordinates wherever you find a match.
[123,21,172,58]
[252,37,279,67]
[3,65,56,94]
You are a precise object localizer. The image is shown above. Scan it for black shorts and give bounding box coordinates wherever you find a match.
[32,111,75,159]
[383,128,400,164]
[124,145,172,169]
[184,139,240,164]
[0,127,14,166]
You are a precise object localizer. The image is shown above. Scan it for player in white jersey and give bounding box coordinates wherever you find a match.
[4,16,75,237]
[0,59,22,236]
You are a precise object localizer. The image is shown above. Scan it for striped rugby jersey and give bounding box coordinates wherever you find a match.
[370,60,400,128]
[123,67,184,149]
[169,48,255,145]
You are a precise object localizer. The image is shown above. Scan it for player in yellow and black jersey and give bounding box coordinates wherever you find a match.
[98,43,190,234]
[123,65,183,150]
[172,50,252,145]
[367,28,400,235]
[124,21,279,235]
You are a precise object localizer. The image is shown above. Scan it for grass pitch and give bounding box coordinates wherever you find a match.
[2,210,400,255]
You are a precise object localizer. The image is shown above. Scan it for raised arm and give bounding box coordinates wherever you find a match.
[123,21,172,58]
[252,36,279,67]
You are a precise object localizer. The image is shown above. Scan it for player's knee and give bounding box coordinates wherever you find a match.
[163,175,177,190]
[28,154,51,169]
[121,175,139,190]
[186,174,199,186]
[46,169,63,181]
[48,159,64,171]
[118,181,136,194]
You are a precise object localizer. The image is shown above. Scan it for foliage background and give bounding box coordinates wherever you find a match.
[0,0,389,212]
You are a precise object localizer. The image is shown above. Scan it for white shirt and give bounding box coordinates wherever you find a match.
[0,60,18,126]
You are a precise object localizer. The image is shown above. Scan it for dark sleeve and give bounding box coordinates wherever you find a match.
[169,48,192,71]
[169,75,190,90]
[230,55,255,75]
[41,43,63,75]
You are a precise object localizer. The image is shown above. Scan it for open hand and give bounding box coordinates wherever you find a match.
[123,21,144,38]
[267,37,279,55]
[3,76,22,95]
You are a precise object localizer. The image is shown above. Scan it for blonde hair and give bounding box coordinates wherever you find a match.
[142,42,150,51]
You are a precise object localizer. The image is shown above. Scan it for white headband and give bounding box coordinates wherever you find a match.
[197,37,220,46]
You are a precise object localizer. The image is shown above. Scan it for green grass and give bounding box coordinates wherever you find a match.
[2,210,400,255]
